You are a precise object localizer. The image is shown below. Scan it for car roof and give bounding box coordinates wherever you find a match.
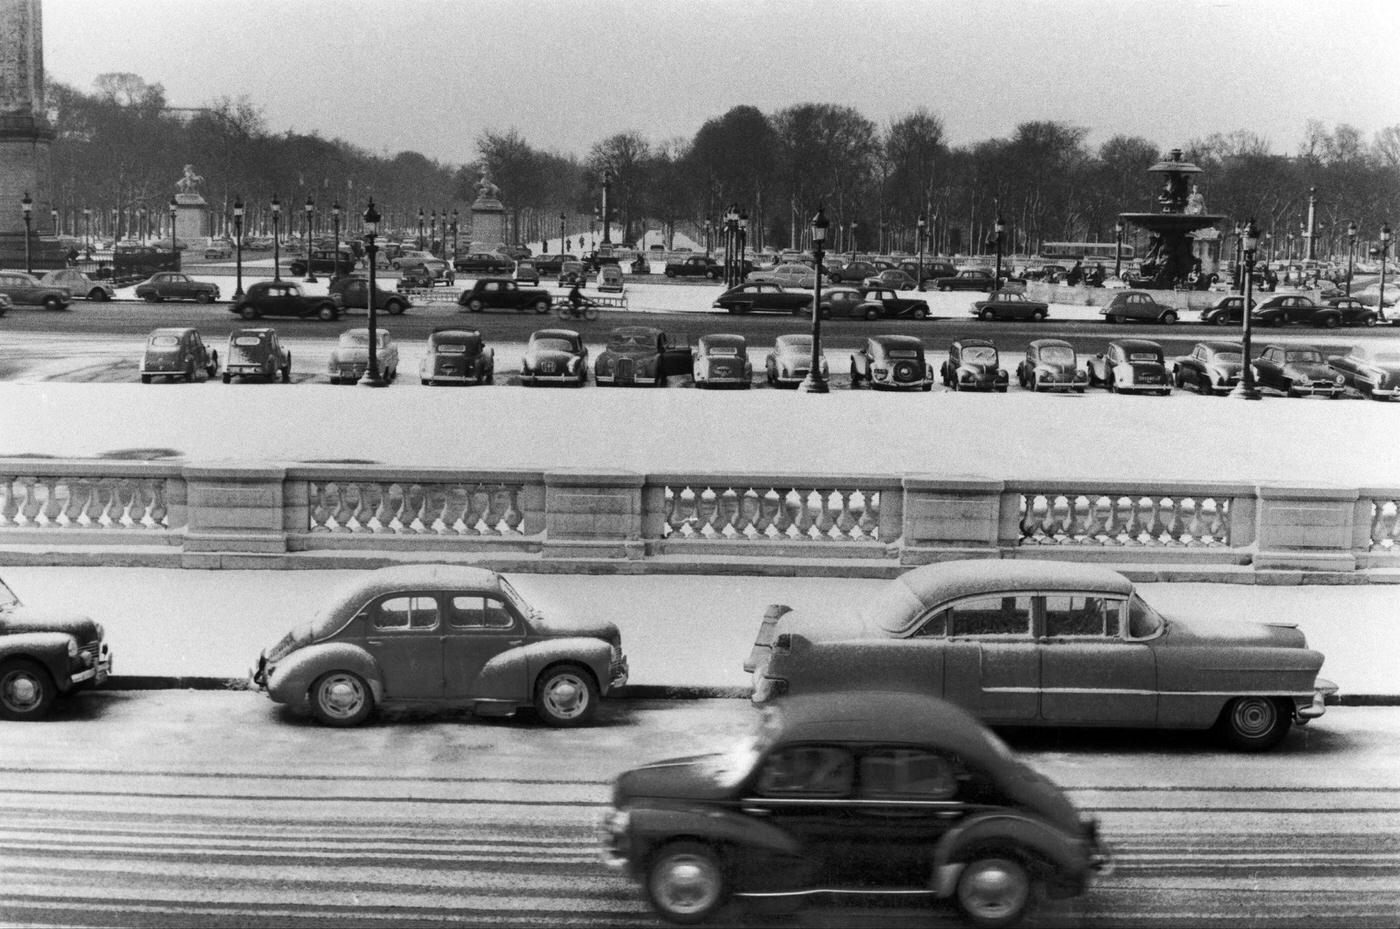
[317,565,505,630]
[529,328,579,340]
[699,333,745,347]
[1197,340,1243,352]
[1028,338,1073,350]
[150,327,196,336]
[771,691,1007,763]
[611,325,662,337]
[1112,339,1163,351]
[430,328,481,338]
[954,338,996,349]
[869,334,924,348]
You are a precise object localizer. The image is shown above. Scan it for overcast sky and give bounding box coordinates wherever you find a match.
[42,0,1400,166]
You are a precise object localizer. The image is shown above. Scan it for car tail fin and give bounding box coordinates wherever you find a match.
[743,604,793,672]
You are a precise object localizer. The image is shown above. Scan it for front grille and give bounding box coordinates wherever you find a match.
[618,358,635,380]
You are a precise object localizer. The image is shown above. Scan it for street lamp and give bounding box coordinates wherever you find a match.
[303,196,317,283]
[993,216,1005,289]
[798,206,830,395]
[83,206,91,258]
[330,202,342,281]
[233,196,245,299]
[1379,222,1392,323]
[723,203,739,287]
[1230,219,1262,401]
[20,192,33,273]
[737,211,749,280]
[704,219,713,258]
[850,219,859,261]
[916,216,927,287]
[50,206,58,242]
[558,213,565,256]
[417,207,425,250]
[430,209,438,256]
[451,209,460,263]
[359,200,387,388]
[1114,218,1125,281]
[1232,222,1244,293]
[601,168,613,244]
[1345,221,1357,296]
[271,195,282,281]
[168,198,178,268]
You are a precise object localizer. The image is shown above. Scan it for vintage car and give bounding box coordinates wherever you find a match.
[691,333,752,389]
[288,248,356,277]
[597,264,625,293]
[1253,295,1344,328]
[1016,339,1087,392]
[1251,343,1346,398]
[861,269,919,291]
[1,574,112,720]
[251,564,627,727]
[327,275,411,315]
[40,268,115,302]
[713,282,813,315]
[603,691,1112,927]
[854,287,931,320]
[765,334,828,387]
[1086,339,1172,394]
[419,328,494,386]
[133,271,220,304]
[1328,343,1400,400]
[531,254,573,275]
[458,278,553,314]
[0,293,10,316]
[513,260,541,285]
[1323,297,1380,327]
[901,258,959,286]
[825,259,880,284]
[139,327,219,383]
[971,290,1050,321]
[746,262,817,289]
[453,251,516,276]
[1199,294,1257,326]
[230,281,342,321]
[815,285,861,318]
[520,328,587,387]
[203,242,233,260]
[0,269,74,310]
[850,335,934,391]
[663,255,723,279]
[1099,290,1179,324]
[328,328,399,384]
[747,560,1335,751]
[1173,341,1244,395]
[931,268,996,292]
[940,338,1008,392]
[594,326,692,387]
[557,260,587,286]
[222,327,291,383]
[397,257,454,286]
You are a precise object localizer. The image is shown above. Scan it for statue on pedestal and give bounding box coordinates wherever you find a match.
[176,164,204,195]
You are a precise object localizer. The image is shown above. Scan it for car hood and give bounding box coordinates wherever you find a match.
[958,361,1002,376]
[1035,360,1077,373]
[0,605,100,639]
[602,348,658,359]
[1283,362,1334,379]
[1163,614,1308,650]
[529,611,620,644]
[612,753,741,804]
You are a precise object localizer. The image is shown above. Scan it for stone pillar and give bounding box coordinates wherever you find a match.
[899,476,1004,564]
[174,193,208,242]
[469,171,507,248]
[181,463,289,566]
[542,469,644,560]
[1254,484,1358,573]
[0,0,64,269]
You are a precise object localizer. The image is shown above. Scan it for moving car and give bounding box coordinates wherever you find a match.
[603,691,1113,926]
[765,334,827,387]
[328,275,411,316]
[1327,343,1400,400]
[691,333,752,389]
[597,264,625,293]
[222,328,291,383]
[139,327,219,383]
[288,249,356,277]
[853,287,931,320]
[931,268,996,292]
[825,259,879,284]
[1,574,112,720]
[1086,339,1172,394]
[397,257,454,286]
[712,282,813,315]
[663,255,722,279]
[230,281,342,321]
[520,328,587,387]
[133,272,220,304]
[1016,339,1087,392]
[1253,295,1344,329]
[850,335,935,390]
[0,270,74,310]
[1251,343,1346,397]
[328,328,399,384]
[1199,294,1255,326]
[594,326,692,386]
[453,252,515,275]
[420,328,495,386]
[1172,341,1243,395]
[513,260,541,285]
[972,290,1049,321]
[861,269,919,291]
[458,278,553,314]
[533,254,575,275]
[1099,290,1179,324]
[250,564,627,727]
[940,338,1008,392]
[1323,297,1380,327]
[747,560,1335,751]
[40,268,114,302]
[746,262,817,289]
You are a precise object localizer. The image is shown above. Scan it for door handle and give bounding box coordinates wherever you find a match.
[741,806,771,816]
[508,639,523,646]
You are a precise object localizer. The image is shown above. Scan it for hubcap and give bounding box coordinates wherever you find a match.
[1232,697,1277,737]
[542,673,588,718]
[2,672,41,711]
[319,675,365,718]
[654,854,720,915]
[959,859,1028,921]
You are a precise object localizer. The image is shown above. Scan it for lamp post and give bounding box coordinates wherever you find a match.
[704,219,713,258]
[233,196,245,299]
[1379,222,1392,323]
[1230,219,1262,401]
[601,168,613,244]
[916,216,927,287]
[1345,221,1357,296]
[993,215,1005,289]
[20,192,33,273]
[330,202,341,281]
[850,220,858,261]
[1113,218,1125,281]
[50,206,58,243]
[359,200,387,388]
[1232,222,1244,293]
[303,196,317,283]
[558,213,565,256]
[271,195,282,281]
[798,207,831,394]
[417,207,425,250]
[451,209,459,263]
[83,206,91,258]
[1305,189,1317,261]
[737,211,749,280]
[722,203,738,288]
[168,199,178,268]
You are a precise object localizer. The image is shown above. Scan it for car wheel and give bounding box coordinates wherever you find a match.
[91,288,110,302]
[386,299,406,316]
[850,364,862,388]
[1214,313,1233,327]
[0,659,56,721]
[318,304,336,321]
[533,299,551,314]
[467,299,485,313]
[221,372,231,384]
[912,306,928,320]
[1323,315,1339,329]
[143,292,161,302]
[533,664,598,726]
[309,671,374,727]
[43,295,64,311]
[864,307,878,320]
[646,841,728,926]
[207,350,219,377]
[281,361,291,383]
[1160,310,1178,325]
[955,854,1032,929]
[1364,316,1377,327]
[239,304,259,320]
[140,374,151,384]
[1173,368,1185,388]
[1218,696,1292,751]
[195,292,213,304]
[185,360,196,382]
[1031,309,1045,322]
[1106,313,1120,324]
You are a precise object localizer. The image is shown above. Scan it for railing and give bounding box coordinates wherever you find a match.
[0,467,183,531]
[659,483,883,543]
[1017,491,1230,547]
[308,479,531,536]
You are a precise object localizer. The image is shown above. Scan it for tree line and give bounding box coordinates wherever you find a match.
[45,72,1400,259]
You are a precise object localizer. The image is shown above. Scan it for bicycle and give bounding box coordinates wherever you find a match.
[556,301,599,322]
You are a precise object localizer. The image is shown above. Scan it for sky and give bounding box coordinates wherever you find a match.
[40,0,1400,167]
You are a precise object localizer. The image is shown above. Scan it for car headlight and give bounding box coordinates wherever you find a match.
[67,638,79,658]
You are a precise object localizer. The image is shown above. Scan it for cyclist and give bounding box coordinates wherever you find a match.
[566,282,595,319]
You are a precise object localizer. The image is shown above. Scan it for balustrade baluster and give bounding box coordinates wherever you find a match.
[1080,495,1105,544]
[61,478,88,527]
[501,487,525,534]
[40,477,64,526]
[1040,494,1062,543]
[856,490,880,540]
[1161,497,1184,545]
[735,489,760,539]
[485,485,511,534]
[813,489,837,541]
[327,483,353,532]
[0,476,16,526]
[149,481,168,528]
[717,488,740,538]
[833,490,857,539]
[18,477,40,526]
[128,480,151,529]
[693,487,718,538]
[1184,498,1206,546]
[1372,499,1398,550]
[665,486,692,538]
[106,480,132,528]
[403,483,427,533]
[791,489,817,539]
[757,489,782,538]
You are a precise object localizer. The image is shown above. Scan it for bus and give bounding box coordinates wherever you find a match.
[1039,241,1136,263]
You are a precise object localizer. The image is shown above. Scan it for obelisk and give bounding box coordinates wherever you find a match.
[0,0,62,268]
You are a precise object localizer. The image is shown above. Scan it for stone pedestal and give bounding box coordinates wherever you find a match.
[181,463,289,565]
[470,174,507,248]
[542,469,644,559]
[174,193,208,242]
[1254,484,1359,572]
[0,0,62,269]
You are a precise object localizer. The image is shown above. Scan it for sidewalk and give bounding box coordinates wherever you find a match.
[6,566,1394,699]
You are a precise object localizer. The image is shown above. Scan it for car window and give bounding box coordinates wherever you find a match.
[943,594,1034,637]
[148,335,180,348]
[374,595,439,630]
[1127,594,1165,639]
[859,748,958,800]
[1044,595,1121,637]
[448,595,514,629]
[755,744,854,797]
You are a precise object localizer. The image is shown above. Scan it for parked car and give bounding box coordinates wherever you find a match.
[457,278,553,314]
[861,269,919,291]
[1251,294,1344,329]
[1322,297,1380,327]
[222,327,291,383]
[40,268,114,301]
[288,249,356,277]
[1086,339,1172,394]
[203,243,233,260]
[230,281,342,321]
[931,268,996,292]
[853,287,931,320]
[1350,280,1397,309]
[391,249,436,270]
[520,328,586,387]
[971,290,1050,321]
[420,328,495,386]
[765,334,827,387]
[691,333,752,389]
[328,275,411,316]
[510,259,541,286]
[597,265,625,293]
[453,252,515,275]
[133,271,220,304]
[1200,294,1256,326]
[603,690,1113,927]
[940,338,1008,392]
[900,258,959,285]
[850,335,935,391]
[663,255,722,279]
[557,260,587,286]
[825,259,880,284]
[815,285,861,318]
[139,327,219,383]
[747,262,817,289]
[533,254,574,275]
[251,564,628,727]
[0,270,73,310]
[328,328,399,384]
[712,282,813,315]
[1016,339,1087,392]
[1251,343,1346,397]
[1172,341,1244,395]
[0,574,112,720]
[1099,290,1179,324]
[746,559,1335,751]
[1328,343,1400,400]
[594,326,692,387]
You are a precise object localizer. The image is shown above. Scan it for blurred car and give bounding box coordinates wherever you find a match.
[691,333,752,389]
[289,249,356,277]
[139,327,219,383]
[250,564,627,727]
[972,290,1049,321]
[712,282,813,315]
[40,268,114,302]
[815,285,861,318]
[940,338,1008,392]
[861,269,919,291]
[134,271,220,304]
[594,326,692,387]
[453,252,515,275]
[597,265,625,293]
[1200,294,1256,327]
[900,258,958,286]
[328,328,399,384]
[0,574,112,720]
[663,255,723,279]
[534,254,575,275]
[520,328,587,387]
[1253,295,1343,328]
[457,278,553,314]
[557,260,587,286]
[203,243,233,260]
[222,327,291,383]
[747,262,817,289]
[420,328,494,386]
[513,260,541,285]
[0,269,73,310]
[1328,343,1400,400]
[1350,281,1397,309]
[328,275,411,316]
[0,293,10,316]
[1251,343,1345,397]
[231,281,342,321]
[931,268,996,292]
[1016,339,1087,392]
[602,691,1113,927]
[1086,339,1172,394]
[825,259,880,283]
[854,287,931,320]
[764,334,827,387]
[850,335,934,391]
[1099,290,1179,324]
[1323,297,1380,327]
[397,257,454,286]
[1172,341,1243,395]
[746,559,1334,751]
[391,249,435,270]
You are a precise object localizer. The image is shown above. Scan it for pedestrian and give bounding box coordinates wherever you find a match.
[1066,260,1084,286]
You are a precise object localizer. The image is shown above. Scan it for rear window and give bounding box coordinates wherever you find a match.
[1129,352,1162,363]
[148,335,180,348]
[885,350,919,359]
[233,335,264,346]
[1039,346,1073,363]
[435,342,469,354]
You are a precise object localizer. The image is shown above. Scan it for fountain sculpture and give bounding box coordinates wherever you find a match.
[1119,149,1224,289]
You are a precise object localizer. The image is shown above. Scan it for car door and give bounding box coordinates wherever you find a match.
[1038,594,1156,724]
[936,593,1039,723]
[1253,346,1283,389]
[739,742,860,885]
[363,594,444,700]
[442,593,527,701]
[853,746,971,885]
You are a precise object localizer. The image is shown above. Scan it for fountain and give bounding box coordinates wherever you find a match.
[1119,148,1224,289]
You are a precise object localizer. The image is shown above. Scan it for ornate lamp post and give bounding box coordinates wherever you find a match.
[993,215,1005,289]
[737,211,749,280]
[233,196,245,298]
[917,215,927,287]
[83,206,91,258]
[1113,218,1125,280]
[271,195,282,281]
[1232,222,1244,292]
[722,203,738,288]
[558,212,566,256]
[601,168,613,244]
[303,196,317,283]
[850,219,859,261]
[704,219,713,258]
[451,209,460,262]
[168,199,178,267]
[1345,221,1357,296]
[1379,222,1392,323]
[417,207,425,250]
[359,200,387,388]
[330,202,341,281]
[50,206,58,243]
[1230,219,1262,401]
[798,207,831,395]
[20,192,34,273]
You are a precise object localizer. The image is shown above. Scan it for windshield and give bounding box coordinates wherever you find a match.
[1039,346,1074,363]
[1128,593,1165,639]
[530,337,574,352]
[496,576,532,617]
[607,334,649,350]
[962,346,996,363]
[148,335,180,348]
[1286,350,1323,363]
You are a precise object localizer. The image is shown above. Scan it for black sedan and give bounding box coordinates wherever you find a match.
[1251,344,1346,397]
[931,268,996,292]
[1172,341,1243,395]
[1324,297,1380,327]
[229,281,342,321]
[850,335,934,390]
[853,287,931,320]
[1200,295,1255,327]
[712,282,812,315]
[971,290,1049,321]
[520,328,588,387]
[1328,343,1400,400]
